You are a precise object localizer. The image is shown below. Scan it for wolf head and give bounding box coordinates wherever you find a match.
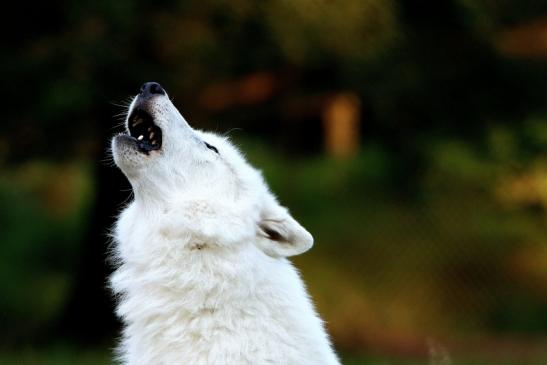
[111,82,313,257]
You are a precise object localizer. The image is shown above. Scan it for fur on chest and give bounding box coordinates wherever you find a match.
[111,247,326,364]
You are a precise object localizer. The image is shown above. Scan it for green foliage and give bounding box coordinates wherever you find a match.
[0,162,93,341]
[262,0,398,65]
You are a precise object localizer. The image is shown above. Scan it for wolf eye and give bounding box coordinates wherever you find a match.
[204,142,219,154]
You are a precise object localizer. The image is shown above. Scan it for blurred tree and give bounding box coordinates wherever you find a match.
[2,0,547,346]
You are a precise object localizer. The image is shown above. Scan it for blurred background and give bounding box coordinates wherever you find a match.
[2,1,547,364]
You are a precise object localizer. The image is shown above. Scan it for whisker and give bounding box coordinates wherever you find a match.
[223,127,243,137]
[108,120,127,132]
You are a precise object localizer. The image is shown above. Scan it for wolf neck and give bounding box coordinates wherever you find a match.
[129,176,178,206]
[114,242,280,346]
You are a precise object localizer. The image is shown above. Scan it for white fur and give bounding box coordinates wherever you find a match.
[110,88,340,365]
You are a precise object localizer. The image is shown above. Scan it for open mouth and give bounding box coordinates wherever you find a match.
[128,109,162,153]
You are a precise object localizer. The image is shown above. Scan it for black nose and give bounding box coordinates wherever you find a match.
[139,82,166,97]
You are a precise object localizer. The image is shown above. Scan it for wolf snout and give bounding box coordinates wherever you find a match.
[139,81,166,97]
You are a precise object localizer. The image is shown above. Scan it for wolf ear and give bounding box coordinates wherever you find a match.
[255,199,313,258]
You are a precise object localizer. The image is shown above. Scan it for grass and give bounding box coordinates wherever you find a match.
[0,347,111,365]
[1,348,546,365]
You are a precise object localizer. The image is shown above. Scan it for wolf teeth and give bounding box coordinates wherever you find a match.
[138,135,144,141]
[150,132,155,139]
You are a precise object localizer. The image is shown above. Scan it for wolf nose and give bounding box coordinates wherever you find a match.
[140,82,166,97]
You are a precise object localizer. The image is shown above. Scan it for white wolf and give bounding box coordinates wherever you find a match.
[110,82,340,365]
